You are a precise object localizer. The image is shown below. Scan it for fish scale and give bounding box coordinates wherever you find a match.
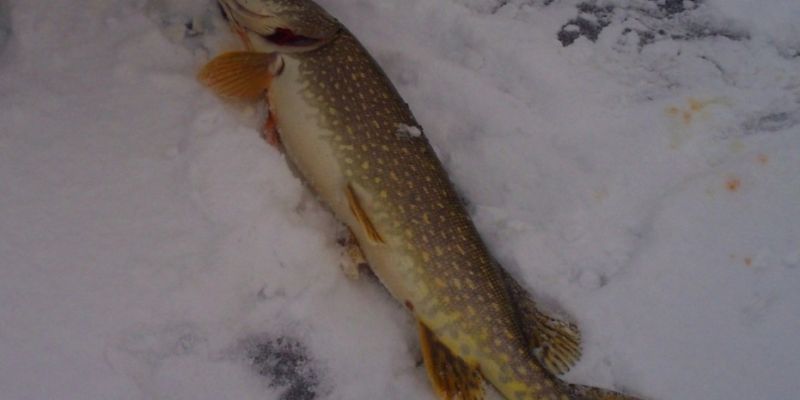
[200,1,643,399]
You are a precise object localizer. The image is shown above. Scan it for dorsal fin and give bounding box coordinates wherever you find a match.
[418,322,485,400]
[498,267,582,376]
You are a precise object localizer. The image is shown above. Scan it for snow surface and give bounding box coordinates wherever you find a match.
[1,0,799,399]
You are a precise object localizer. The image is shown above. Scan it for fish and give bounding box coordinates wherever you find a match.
[198,1,643,399]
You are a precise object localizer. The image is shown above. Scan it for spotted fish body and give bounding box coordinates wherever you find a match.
[278,31,536,391]
[201,1,641,399]
[277,31,555,396]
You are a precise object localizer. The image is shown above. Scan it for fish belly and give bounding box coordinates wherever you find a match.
[268,57,424,308]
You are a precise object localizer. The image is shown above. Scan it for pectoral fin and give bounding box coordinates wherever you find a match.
[197,51,283,101]
[418,322,484,400]
[345,184,384,244]
[499,268,582,376]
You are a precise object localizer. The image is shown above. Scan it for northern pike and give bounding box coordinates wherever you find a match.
[199,1,642,399]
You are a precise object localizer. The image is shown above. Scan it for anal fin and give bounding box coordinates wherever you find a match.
[499,268,582,376]
[197,51,283,101]
[345,184,384,244]
[418,322,484,400]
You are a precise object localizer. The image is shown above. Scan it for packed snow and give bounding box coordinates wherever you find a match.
[1,0,798,399]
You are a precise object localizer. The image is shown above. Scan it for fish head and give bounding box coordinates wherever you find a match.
[217,0,340,53]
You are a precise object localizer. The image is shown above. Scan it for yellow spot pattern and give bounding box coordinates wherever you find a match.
[289,31,584,400]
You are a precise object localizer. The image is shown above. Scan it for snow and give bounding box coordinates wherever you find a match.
[1,0,798,399]
[396,123,423,138]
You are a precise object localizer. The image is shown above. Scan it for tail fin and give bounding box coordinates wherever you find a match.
[496,267,645,400]
[562,382,644,400]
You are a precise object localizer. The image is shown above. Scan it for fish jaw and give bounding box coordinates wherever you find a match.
[216,0,340,53]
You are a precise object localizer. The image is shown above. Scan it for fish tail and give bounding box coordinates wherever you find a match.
[561,382,644,400]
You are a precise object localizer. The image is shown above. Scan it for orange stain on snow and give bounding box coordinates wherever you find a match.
[665,97,726,149]
[731,254,755,268]
[665,97,717,127]
[725,176,742,192]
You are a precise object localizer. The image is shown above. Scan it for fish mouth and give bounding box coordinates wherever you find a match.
[215,0,339,52]
[217,0,278,36]
[225,0,274,19]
